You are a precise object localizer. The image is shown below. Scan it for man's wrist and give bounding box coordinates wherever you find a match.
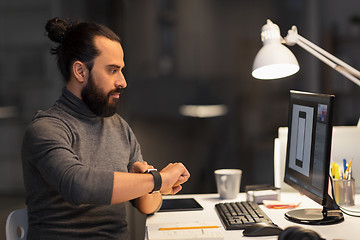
[145,169,162,194]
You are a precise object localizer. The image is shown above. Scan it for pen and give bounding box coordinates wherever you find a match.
[159,226,220,231]
[331,162,336,178]
[345,159,353,180]
[348,167,353,180]
[343,159,347,178]
[334,163,340,180]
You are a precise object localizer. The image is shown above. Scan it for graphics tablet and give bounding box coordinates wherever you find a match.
[159,198,203,212]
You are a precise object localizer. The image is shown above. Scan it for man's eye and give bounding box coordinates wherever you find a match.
[110,69,117,74]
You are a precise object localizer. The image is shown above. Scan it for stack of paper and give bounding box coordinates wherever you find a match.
[147,222,224,240]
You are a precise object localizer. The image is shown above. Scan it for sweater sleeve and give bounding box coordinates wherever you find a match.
[121,119,144,171]
[22,116,114,205]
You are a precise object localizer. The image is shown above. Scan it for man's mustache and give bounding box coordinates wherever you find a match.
[109,87,124,95]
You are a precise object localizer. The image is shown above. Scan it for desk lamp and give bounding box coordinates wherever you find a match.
[252,19,360,87]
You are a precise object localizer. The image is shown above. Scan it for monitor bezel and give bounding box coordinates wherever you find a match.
[284,90,335,207]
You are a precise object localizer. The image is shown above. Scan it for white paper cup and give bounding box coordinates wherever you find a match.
[214,169,242,199]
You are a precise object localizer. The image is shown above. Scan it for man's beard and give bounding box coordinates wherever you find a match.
[81,73,123,117]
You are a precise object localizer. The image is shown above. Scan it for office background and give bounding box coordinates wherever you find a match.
[0,0,359,239]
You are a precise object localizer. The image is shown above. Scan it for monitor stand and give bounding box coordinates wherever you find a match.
[285,193,344,225]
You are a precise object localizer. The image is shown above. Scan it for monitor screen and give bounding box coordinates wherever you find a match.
[283,90,343,225]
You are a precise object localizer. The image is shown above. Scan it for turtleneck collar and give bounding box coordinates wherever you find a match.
[58,87,98,119]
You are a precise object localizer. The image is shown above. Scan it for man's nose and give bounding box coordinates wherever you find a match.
[116,72,127,88]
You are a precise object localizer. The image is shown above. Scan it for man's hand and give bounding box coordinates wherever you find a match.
[130,161,154,173]
[159,163,190,195]
[130,161,190,195]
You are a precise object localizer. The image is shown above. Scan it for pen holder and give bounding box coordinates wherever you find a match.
[332,178,355,206]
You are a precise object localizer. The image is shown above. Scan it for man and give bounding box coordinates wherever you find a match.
[21,17,190,239]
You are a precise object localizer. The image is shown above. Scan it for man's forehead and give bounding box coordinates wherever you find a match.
[94,36,124,64]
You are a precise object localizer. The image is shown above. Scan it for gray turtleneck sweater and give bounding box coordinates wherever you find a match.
[22,88,143,239]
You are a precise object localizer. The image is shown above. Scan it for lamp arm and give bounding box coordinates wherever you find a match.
[297,37,360,87]
[298,35,360,78]
[285,27,360,87]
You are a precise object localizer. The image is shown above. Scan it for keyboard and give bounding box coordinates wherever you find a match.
[215,201,274,230]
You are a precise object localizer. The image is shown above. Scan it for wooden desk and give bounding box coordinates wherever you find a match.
[146,192,360,239]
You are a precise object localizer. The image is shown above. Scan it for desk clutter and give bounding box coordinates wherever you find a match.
[146,192,360,240]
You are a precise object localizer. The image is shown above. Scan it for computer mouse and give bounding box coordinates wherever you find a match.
[242,222,283,237]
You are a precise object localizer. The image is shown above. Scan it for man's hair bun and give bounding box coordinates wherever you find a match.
[45,17,73,43]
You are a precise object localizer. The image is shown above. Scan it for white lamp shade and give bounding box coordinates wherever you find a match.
[252,43,299,79]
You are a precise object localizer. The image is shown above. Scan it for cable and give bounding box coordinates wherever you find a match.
[339,206,360,217]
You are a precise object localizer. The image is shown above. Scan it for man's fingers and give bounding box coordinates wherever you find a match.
[173,176,188,186]
[171,185,182,195]
[130,161,156,173]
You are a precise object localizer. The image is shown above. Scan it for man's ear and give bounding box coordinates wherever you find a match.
[72,61,89,83]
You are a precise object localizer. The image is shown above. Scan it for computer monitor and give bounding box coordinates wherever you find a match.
[283,90,344,225]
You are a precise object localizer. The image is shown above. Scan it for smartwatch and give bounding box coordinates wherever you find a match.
[146,169,162,194]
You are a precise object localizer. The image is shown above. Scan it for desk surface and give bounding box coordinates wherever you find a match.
[146,192,360,240]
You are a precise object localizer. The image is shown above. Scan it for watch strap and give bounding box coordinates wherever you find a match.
[147,169,162,193]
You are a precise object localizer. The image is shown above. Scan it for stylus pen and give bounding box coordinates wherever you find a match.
[159,226,220,231]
